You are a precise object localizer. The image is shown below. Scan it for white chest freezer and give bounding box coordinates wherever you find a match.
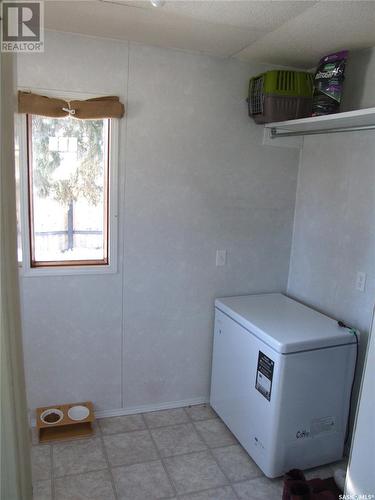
[210,293,357,478]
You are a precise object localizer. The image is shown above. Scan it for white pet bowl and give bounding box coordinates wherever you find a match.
[68,405,90,422]
[40,408,64,425]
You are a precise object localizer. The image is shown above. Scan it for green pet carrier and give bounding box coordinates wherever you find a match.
[248,70,313,124]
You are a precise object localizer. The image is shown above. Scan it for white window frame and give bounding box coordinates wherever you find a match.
[17,88,119,277]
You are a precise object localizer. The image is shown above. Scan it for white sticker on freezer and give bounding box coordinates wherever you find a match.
[255,351,274,401]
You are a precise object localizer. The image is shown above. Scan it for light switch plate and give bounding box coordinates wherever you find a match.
[216,250,226,267]
[355,271,366,292]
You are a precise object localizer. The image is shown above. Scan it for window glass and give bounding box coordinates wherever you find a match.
[14,133,22,263]
[28,115,109,266]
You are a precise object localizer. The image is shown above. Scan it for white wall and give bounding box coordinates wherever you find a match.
[288,46,375,353]
[17,33,128,413]
[287,131,375,423]
[287,49,375,441]
[287,131,375,342]
[342,47,375,111]
[286,46,375,457]
[17,31,300,413]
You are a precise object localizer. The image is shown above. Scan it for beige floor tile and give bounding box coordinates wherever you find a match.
[52,438,107,478]
[98,414,146,435]
[112,460,175,500]
[304,464,334,480]
[233,476,283,500]
[164,451,228,495]
[212,445,263,482]
[144,408,189,428]
[194,419,236,448]
[151,423,207,457]
[178,485,237,499]
[103,429,158,467]
[31,446,51,482]
[54,469,115,500]
[31,427,50,446]
[185,405,217,422]
[32,479,52,500]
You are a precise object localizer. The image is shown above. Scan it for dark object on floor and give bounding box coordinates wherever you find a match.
[290,480,312,500]
[283,469,343,500]
[283,470,307,500]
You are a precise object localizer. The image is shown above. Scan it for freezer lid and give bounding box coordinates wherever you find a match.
[215,293,356,354]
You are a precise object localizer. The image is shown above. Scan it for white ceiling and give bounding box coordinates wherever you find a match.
[44,0,375,68]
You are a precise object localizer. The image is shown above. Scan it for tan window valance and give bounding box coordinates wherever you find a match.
[18,91,125,119]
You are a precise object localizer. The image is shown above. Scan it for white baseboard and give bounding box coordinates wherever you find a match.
[95,397,209,419]
[30,397,209,426]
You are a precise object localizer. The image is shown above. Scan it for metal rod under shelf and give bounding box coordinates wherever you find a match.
[270,124,375,139]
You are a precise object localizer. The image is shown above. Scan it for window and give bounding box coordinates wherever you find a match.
[25,114,111,268]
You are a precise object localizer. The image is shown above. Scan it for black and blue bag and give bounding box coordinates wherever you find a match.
[312,50,348,116]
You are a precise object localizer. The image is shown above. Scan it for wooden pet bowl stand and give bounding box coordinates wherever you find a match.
[36,401,94,443]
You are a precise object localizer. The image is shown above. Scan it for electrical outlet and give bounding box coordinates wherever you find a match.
[216,249,227,267]
[355,271,366,292]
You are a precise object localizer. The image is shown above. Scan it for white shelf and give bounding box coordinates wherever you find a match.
[265,107,375,137]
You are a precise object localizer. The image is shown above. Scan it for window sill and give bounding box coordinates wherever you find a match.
[19,262,117,278]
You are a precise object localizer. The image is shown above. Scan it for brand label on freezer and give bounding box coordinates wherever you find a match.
[310,416,335,436]
[255,351,274,401]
